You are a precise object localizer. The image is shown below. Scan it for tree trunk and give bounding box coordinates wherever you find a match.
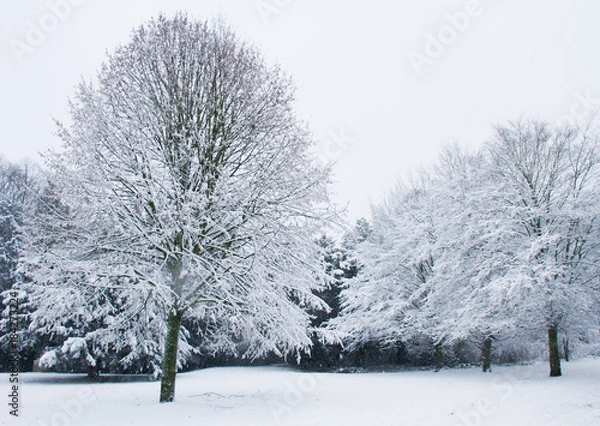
[548,326,562,377]
[482,337,492,373]
[87,362,99,379]
[159,309,183,402]
[562,337,570,362]
[84,346,100,379]
[434,342,443,372]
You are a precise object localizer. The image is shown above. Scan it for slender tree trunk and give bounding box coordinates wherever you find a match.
[159,309,183,402]
[482,336,492,373]
[434,342,443,372]
[85,345,100,379]
[548,326,562,377]
[562,337,570,362]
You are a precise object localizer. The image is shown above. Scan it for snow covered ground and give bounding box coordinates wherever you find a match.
[3,358,600,426]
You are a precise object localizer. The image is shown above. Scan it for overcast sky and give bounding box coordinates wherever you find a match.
[1,0,599,224]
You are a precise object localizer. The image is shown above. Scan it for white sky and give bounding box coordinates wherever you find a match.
[1,0,600,223]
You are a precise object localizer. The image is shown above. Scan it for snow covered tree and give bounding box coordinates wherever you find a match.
[0,158,37,292]
[486,119,600,376]
[0,158,41,371]
[330,119,600,375]
[328,176,446,367]
[331,152,515,370]
[424,146,524,372]
[23,271,171,377]
[295,233,362,371]
[341,218,373,251]
[20,14,331,402]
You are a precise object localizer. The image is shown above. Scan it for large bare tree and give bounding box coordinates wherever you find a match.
[487,119,600,376]
[21,14,331,402]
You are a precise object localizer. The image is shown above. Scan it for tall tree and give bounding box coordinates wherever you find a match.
[0,158,36,292]
[0,158,41,371]
[328,177,442,359]
[20,14,331,402]
[487,119,600,376]
[425,146,523,372]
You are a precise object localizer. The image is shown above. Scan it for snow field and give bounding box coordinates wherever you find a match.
[2,358,599,426]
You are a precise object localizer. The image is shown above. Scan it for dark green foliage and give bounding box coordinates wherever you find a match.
[294,235,352,371]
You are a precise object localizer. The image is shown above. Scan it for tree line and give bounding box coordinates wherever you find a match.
[327,119,600,376]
